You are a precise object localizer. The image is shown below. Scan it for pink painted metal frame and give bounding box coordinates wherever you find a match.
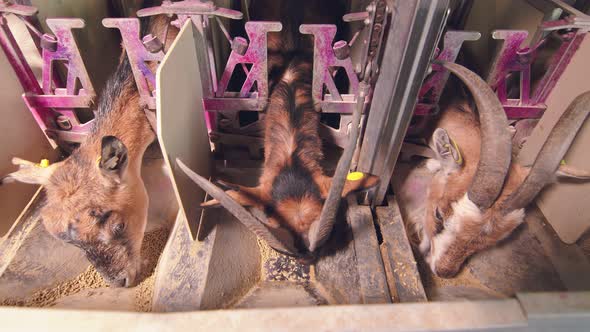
[300,24,360,113]
[410,9,589,137]
[408,30,480,134]
[103,18,164,111]
[0,2,95,148]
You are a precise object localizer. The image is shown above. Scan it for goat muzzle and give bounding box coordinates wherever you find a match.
[176,158,299,256]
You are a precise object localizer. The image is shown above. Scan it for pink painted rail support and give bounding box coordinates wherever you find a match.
[103,18,164,110]
[30,18,95,146]
[42,19,94,98]
[215,21,281,102]
[0,3,96,148]
[137,0,245,131]
[486,30,546,119]
[407,30,480,136]
[1,3,96,148]
[415,30,481,116]
[300,24,360,113]
[533,26,588,104]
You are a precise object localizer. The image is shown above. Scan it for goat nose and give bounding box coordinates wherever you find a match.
[111,277,126,287]
[435,265,460,279]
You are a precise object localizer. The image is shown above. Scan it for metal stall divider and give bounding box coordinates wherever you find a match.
[150,3,398,310]
[357,0,450,205]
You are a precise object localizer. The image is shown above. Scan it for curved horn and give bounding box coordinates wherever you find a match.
[438,61,512,210]
[308,82,369,252]
[176,159,299,256]
[500,91,590,214]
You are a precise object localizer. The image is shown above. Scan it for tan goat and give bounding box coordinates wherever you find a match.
[1,16,175,287]
[417,61,590,278]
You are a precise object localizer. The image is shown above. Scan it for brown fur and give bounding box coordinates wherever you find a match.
[203,57,378,250]
[422,103,531,277]
[1,14,178,287]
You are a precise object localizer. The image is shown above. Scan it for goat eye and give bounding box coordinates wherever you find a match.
[434,208,444,235]
[90,209,113,225]
[99,210,113,225]
[434,207,443,222]
[57,232,70,242]
[112,223,125,236]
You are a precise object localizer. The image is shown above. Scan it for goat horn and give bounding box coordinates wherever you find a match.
[308,82,369,252]
[438,61,512,210]
[500,91,590,214]
[176,159,299,256]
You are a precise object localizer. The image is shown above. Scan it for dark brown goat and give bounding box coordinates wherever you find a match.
[179,55,378,255]
[179,0,377,255]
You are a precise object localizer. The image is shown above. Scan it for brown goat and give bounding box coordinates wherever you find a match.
[0,15,176,287]
[179,1,377,255]
[416,61,590,278]
[179,54,378,256]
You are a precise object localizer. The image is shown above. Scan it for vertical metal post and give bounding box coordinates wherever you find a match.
[357,0,449,205]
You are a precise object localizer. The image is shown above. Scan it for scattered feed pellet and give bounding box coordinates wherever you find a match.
[1,227,169,311]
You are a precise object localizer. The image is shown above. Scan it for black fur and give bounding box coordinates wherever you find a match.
[271,155,321,202]
[79,235,133,282]
[90,56,134,135]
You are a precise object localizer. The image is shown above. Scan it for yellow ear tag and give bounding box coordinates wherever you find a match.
[347,171,365,181]
[96,156,102,166]
[443,138,463,165]
[561,159,566,165]
[38,159,50,168]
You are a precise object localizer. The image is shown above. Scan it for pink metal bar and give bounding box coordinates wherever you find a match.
[532,31,585,104]
[299,24,359,103]
[0,16,41,94]
[103,18,163,110]
[420,31,480,106]
[24,94,93,108]
[43,19,94,96]
[216,21,281,99]
[203,96,267,111]
[408,31,479,135]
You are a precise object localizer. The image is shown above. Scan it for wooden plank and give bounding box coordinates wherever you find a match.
[376,195,427,302]
[347,198,391,304]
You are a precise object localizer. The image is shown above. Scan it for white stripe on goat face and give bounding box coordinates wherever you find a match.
[429,193,482,274]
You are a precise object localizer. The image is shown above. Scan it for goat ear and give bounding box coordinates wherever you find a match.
[555,164,590,180]
[431,128,463,171]
[99,136,128,182]
[1,157,61,185]
[341,172,380,197]
[316,173,380,199]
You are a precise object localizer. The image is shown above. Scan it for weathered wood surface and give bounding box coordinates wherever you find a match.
[376,196,427,302]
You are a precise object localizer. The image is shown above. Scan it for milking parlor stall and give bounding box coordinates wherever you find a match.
[1,0,590,330]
